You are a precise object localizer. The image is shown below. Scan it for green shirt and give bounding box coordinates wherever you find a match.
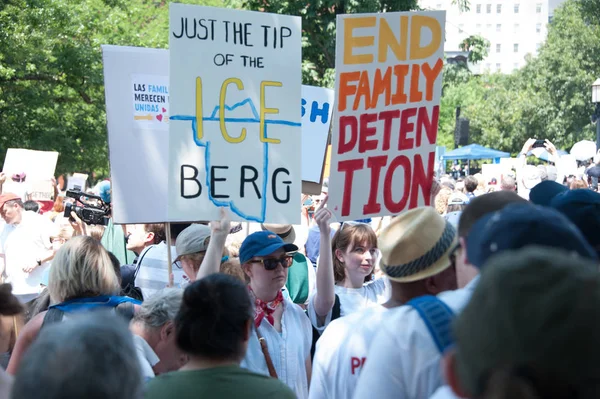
[285,252,310,304]
[144,365,296,399]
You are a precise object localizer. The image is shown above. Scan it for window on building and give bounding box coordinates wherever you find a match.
[536,23,542,33]
[496,63,501,72]
[514,43,519,52]
[436,4,442,9]
[496,43,501,52]
[514,4,520,13]
[476,4,481,13]
[486,4,491,13]
[497,4,502,13]
[487,23,492,30]
[536,3,542,13]
[514,63,519,70]
[459,24,464,33]
[514,23,519,33]
[486,63,491,70]
[536,43,542,51]
[496,24,501,32]
[476,23,482,32]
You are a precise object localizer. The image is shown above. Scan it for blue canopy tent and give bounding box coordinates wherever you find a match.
[441,144,510,164]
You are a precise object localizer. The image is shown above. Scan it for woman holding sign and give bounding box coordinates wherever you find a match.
[196,209,313,399]
[308,196,389,332]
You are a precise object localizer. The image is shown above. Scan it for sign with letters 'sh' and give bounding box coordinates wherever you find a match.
[301,85,334,184]
[328,11,446,221]
[168,4,302,224]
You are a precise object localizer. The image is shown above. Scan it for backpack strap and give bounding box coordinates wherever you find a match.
[41,308,65,330]
[331,294,341,321]
[407,295,455,354]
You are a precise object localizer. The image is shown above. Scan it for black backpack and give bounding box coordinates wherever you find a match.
[310,294,341,360]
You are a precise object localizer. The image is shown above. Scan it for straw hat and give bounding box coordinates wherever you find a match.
[379,207,457,282]
[261,223,296,245]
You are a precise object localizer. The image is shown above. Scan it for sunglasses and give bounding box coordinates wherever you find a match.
[250,254,295,271]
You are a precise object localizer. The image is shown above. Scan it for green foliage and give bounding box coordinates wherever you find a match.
[0,0,227,177]
[459,34,490,63]
[439,0,600,156]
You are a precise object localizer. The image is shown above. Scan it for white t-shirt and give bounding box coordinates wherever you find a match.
[307,277,390,332]
[309,305,389,399]
[353,276,480,399]
[133,334,159,381]
[429,386,461,399]
[241,294,313,399]
[0,211,55,297]
[134,243,185,299]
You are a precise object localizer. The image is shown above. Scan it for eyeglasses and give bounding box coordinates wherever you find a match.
[172,260,182,270]
[250,254,295,271]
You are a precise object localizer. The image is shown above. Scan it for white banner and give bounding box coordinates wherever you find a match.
[2,149,58,200]
[302,86,334,183]
[102,45,170,224]
[168,4,302,223]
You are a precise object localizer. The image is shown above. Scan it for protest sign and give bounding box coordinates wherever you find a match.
[328,11,445,221]
[102,45,170,224]
[168,4,302,224]
[66,173,89,192]
[2,149,58,200]
[302,86,334,183]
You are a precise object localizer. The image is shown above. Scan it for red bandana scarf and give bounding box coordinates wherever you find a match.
[249,286,283,328]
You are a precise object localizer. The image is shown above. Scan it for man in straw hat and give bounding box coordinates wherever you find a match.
[356,194,597,399]
[261,224,315,307]
[309,207,458,399]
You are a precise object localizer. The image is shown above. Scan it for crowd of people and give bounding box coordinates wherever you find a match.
[1,137,600,399]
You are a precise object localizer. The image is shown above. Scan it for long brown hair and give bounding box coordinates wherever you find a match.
[332,223,378,284]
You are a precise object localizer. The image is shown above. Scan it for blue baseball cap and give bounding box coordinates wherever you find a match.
[550,189,600,250]
[466,203,597,269]
[239,231,298,264]
[98,180,111,204]
[529,180,568,206]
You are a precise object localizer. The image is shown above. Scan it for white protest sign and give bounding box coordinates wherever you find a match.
[481,164,503,185]
[67,173,89,192]
[328,12,446,221]
[302,86,334,183]
[102,45,170,224]
[2,149,59,200]
[168,4,302,223]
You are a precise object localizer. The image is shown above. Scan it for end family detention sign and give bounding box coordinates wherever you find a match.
[328,11,446,221]
[168,4,302,224]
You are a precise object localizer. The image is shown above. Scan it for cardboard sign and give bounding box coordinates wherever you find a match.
[2,149,59,200]
[102,45,170,224]
[66,173,89,192]
[302,86,334,183]
[328,11,446,221]
[168,5,302,224]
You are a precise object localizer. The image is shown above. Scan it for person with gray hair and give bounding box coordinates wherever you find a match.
[130,288,187,379]
[11,312,142,399]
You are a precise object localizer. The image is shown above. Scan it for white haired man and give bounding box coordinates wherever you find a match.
[130,288,188,379]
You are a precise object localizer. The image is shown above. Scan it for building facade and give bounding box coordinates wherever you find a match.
[419,0,564,74]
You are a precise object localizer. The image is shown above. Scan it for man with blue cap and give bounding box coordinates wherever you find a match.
[195,209,313,399]
[355,197,597,399]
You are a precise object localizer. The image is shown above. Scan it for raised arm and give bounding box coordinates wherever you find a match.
[312,196,335,318]
[196,208,230,281]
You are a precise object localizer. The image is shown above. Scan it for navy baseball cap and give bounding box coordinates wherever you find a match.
[550,189,600,250]
[529,180,568,206]
[466,203,597,269]
[239,231,298,264]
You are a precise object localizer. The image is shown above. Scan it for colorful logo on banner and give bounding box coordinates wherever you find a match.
[132,74,169,130]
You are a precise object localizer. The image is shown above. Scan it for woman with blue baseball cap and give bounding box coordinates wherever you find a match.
[195,209,313,399]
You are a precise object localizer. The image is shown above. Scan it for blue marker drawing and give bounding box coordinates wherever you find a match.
[171,98,300,223]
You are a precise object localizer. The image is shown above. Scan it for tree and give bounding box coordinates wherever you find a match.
[0,0,222,176]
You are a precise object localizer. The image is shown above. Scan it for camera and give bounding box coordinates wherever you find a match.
[64,189,110,226]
